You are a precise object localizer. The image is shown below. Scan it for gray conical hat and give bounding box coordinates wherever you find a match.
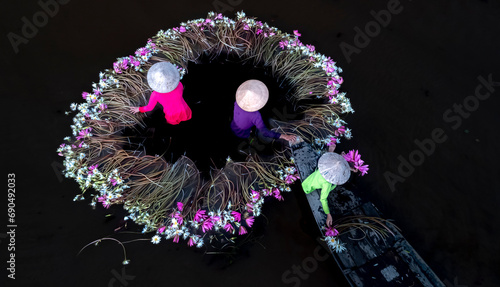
[318,152,351,185]
[236,80,269,112]
[147,62,180,93]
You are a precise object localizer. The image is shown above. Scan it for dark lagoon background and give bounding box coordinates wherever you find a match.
[2,0,500,286]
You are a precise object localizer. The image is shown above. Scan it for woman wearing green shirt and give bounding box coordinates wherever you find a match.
[301,146,351,227]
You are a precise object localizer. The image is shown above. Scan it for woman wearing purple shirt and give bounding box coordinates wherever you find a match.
[230,80,296,142]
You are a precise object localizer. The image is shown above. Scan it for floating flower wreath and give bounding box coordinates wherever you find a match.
[57,11,358,251]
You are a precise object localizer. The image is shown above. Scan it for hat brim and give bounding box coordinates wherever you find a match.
[235,80,269,112]
[147,62,180,93]
[318,152,351,185]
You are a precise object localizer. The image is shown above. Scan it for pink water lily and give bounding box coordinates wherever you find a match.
[356,163,369,176]
[325,226,339,237]
[239,226,247,235]
[328,88,339,96]
[293,30,301,37]
[135,47,150,57]
[88,164,98,175]
[273,188,283,201]
[113,61,122,74]
[224,222,234,233]
[194,209,207,222]
[246,203,254,212]
[251,190,260,202]
[279,40,288,49]
[82,92,88,99]
[173,234,180,243]
[98,196,110,209]
[99,103,108,111]
[245,216,255,228]
[188,236,196,247]
[174,212,184,226]
[231,211,241,222]
[157,226,166,234]
[335,126,346,136]
[306,44,315,52]
[285,174,299,184]
[129,56,140,67]
[201,219,214,233]
[344,150,361,164]
[177,202,183,211]
[326,137,337,146]
[211,215,220,225]
[76,128,92,140]
[109,178,117,186]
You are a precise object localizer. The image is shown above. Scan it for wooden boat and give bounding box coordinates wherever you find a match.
[291,141,445,287]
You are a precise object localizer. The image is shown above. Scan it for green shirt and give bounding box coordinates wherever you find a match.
[301,169,336,214]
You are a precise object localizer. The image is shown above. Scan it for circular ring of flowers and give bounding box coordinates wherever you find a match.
[57,11,357,249]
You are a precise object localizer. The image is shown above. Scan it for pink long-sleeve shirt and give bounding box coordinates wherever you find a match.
[139,82,192,125]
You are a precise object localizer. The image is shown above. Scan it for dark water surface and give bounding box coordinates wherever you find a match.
[3,0,500,286]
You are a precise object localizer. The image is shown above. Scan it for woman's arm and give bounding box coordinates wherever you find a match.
[139,92,158,113]
[320,183,335,227]
[253,112,296,141]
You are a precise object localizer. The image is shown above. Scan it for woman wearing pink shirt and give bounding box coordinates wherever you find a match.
[130,62,192,125]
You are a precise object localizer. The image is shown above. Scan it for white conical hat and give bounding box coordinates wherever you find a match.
[318,152,351,185]
[235,80,269,112]
[147,62,180,93]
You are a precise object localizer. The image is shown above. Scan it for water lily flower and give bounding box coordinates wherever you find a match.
[325,226,339,237]
[82,92,88,99]
[194,209,207,222]
[293,30,301,37]
[327,237,346,253]
[343,150,361,164]
[196,240,204,248]
[251,190,260,202]
[188,236,197,247]
[173,234,180,243]
[334,126,346,136]
[113,62,122,74]
[174,212,184,226]
[201,218,214,233]
[239,226,247,235]
[151,235,161,244]
[157,226,166,234]
[279,40,288,49]
[179,26,186,33]
[224,222,234,233]
[285,174,298,184]
[246,203,254,212]
[356,164,369,176]
[262,188,272,196]
[231,211,241,222]
[109,178,117,186]
[177,202,184,211]
[273,188,283,201]
[245,216,254,227]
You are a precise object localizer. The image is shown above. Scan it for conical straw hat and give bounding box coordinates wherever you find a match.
[147,62,180,93]
[235,80,269,112]
[318,152,351,185]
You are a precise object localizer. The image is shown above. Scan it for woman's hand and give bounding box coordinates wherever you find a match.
[326,213,333,227]
[129,107,140,114]
[328,143,336,152]
[280,134,297,143]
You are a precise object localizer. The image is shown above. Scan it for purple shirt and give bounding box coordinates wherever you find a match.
[230,102,281,139]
